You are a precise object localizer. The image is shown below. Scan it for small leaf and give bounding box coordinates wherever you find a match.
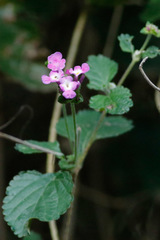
[85,55,118,91]
[3,170,73,237]
[58,155,76,170]
[23,231,42,240]
[56,110,133,155]
[15,140,63,157]
[89,86,133,115]
[142,46,160,58]
[118,34,135,53]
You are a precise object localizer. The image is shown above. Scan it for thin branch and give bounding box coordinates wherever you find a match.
[139,57,160,91]
[0,132,63,156]
[46,8,88,240]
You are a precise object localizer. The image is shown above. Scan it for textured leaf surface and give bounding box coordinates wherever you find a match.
[118,34,134,53]
[3,171,73,237]
[89,86,133,114]
[142,46,160,58]
[56,110,133,154]
[85,55,118,91]
[15,140,63,157]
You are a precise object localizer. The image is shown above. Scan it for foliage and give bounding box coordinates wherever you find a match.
[23,232,42,240]
[56,110,133,156]
[1,3,160,238]
[118,34,135,53]
[3,171,73,237]
[0,4,53,92]
[86,55,118,91]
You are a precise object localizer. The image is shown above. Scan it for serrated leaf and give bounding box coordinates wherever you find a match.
[142,46,160,58]
[3,170,73,238]
[23,231,42,240]
[89,86,133,115]
[15,140,63,157]
[85,55,118,91]
[118,34,135,53]
[56,110,133,154]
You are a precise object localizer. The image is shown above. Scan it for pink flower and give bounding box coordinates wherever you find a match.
[47,52,66,71]
[41,75,51,84]
[66,63,90,77]
[62,90,76,99]
[49,70,64,83]
[41,70,64,85]
[59,76,80,99]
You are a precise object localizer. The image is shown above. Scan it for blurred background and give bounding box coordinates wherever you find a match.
[1,0,160,239]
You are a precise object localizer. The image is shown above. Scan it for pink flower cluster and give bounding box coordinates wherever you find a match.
[41,52,90,99]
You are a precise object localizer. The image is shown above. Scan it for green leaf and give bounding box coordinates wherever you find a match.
[56,110,133,154]
[96,115,133,139]
[89,86,133,115]
[85,55,118,91]
[58,155,76,170]
[3,170,73,238]
[23,231,42,240]
[118,34,135,53]
[15,140,63,157]
[142,46,160,58]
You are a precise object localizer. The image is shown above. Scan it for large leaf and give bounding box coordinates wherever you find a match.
[3,170,73,238]
[118,34,135,53]
[89,86,133,115]
[23,231,42,240]
[85,55,118,91]
[15,140,63,157]
[56,110,133,154]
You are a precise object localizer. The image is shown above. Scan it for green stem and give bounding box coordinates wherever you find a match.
[117,34,152,86]
[71,103,77,162]
[140,34,152,52]
[76,110,106,171]
[117,59,136,86]
[62,104,73,152]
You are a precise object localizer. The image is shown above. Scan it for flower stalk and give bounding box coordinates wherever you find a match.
[118,34,152,86]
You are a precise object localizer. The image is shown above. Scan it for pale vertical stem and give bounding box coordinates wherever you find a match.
[46,9,88,240]
[61,174,79,240]
[0,84,7,240]
[103,5,124,57]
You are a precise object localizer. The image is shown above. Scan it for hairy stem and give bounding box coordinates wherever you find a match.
[118,34,152,86]
[117,59,136,86]
[71,103,77,162]
[46,8,88,240]
[0,132,63,156]
[62,104,73,152]
[76,110,106,171]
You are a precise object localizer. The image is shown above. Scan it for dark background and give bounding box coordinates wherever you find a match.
[1,0,160,239]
